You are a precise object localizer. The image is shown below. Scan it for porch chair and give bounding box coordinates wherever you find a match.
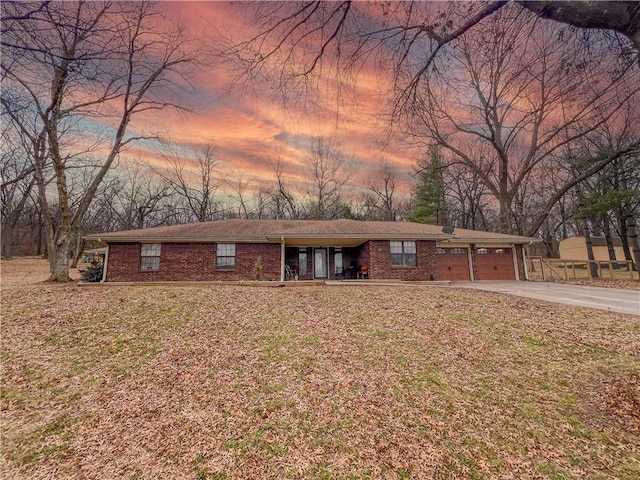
[358,265,369,279]
[285,265,298,281]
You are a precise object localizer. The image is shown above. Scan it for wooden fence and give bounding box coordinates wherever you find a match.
[527,257,639,281]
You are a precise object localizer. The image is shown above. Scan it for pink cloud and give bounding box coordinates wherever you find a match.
[114,1,422,200]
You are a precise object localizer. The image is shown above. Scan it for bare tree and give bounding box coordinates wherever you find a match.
[107,161,174,230]
[1,95,40,258]
[410,9,639,234]
[302,137,354,220]
[443,163,498,232]
[224,2,639,236]
[360,164,402,221]
[1,1,195,281]
[228,174,252,219]
[156,141,225,222]
[224,1,639,113]
[264,154,300,219]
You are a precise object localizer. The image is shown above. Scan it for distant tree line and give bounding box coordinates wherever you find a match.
[4,130,639,268]
[2,1,639,281]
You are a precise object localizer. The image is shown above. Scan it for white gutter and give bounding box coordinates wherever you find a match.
[467,245,475,281]
[523,242,531,280]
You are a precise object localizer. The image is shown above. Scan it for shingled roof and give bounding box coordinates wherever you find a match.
[85,219,536,244]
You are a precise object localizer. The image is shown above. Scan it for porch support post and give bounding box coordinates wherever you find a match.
[101,243,109,283]
[512,245,520,281]
[467,244,475,281]
[523,243,530,281]
[280,236,285,281]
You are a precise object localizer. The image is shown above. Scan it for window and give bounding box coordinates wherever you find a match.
[216,243,236,269]
[451,248,466,255]
[436,248,446,254]
[390,241,417,267]
[476,248,489,254]
[298,249,307,275]
[334,251,343,274]
[140,243,161,271]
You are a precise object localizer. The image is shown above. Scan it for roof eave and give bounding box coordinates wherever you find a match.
[443,237,541,244]
[265,233,453,241]
[83,235,275,243]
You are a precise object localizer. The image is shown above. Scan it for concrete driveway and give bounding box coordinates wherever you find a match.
[454,281,640,316]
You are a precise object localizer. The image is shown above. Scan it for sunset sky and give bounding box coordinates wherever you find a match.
[121,1,420,197]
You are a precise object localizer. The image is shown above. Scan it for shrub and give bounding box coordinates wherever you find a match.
[253,256,264,280]
[81,259,103,282]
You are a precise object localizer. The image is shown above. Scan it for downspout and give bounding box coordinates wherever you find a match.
[280,236,285,281]
[100,241,109,282]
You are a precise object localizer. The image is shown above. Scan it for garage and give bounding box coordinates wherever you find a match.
[436,247,471,281]
[475,247,516,280]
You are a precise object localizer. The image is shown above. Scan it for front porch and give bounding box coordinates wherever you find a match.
[284,245,369,281]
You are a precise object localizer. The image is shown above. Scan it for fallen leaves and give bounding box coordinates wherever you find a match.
[1,258,639,479]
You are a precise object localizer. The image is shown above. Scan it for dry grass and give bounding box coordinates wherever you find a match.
[1,258,639,479]
[527,258,640,290]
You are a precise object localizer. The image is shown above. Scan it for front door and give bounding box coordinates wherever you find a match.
[314,248,328,279]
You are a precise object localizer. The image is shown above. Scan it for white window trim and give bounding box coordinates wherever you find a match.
[390,241,417,267]
[216,243,236,270]
[140,243,161,271]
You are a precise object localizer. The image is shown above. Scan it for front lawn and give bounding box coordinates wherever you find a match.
[1,258,639,479]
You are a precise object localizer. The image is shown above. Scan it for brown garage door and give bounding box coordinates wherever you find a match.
[437,247,471,281]
[475,248,515,280]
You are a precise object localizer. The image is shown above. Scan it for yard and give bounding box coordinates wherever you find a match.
[1,258,639,479]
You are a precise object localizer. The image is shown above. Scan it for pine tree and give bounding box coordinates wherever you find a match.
[410,148,447,224]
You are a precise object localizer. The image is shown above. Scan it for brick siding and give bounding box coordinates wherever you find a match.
[105,239,526,282]
[368,240,437,281]
[106,242,281,282]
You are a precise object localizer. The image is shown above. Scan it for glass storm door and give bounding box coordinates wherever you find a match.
[314,248,328,279]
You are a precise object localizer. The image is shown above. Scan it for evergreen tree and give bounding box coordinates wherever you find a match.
[410,148,447,224]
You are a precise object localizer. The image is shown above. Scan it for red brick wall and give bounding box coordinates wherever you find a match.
[106,242,281,282]
[368,240,437,281]
[105,240,526,282]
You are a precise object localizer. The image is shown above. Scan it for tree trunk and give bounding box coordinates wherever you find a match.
[1,224,13,259]
[499,196,512,234]
[627,212,640,274]
[618,207,633,262]
[602,218,617,261]
[583,225,599,279]
[576,182,599,278]
[70,231,83,268]
[543,218,554,257]
[48,233,71,282]
[36,212,44,256]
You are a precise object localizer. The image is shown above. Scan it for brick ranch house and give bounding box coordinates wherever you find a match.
[85,219,538,282]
